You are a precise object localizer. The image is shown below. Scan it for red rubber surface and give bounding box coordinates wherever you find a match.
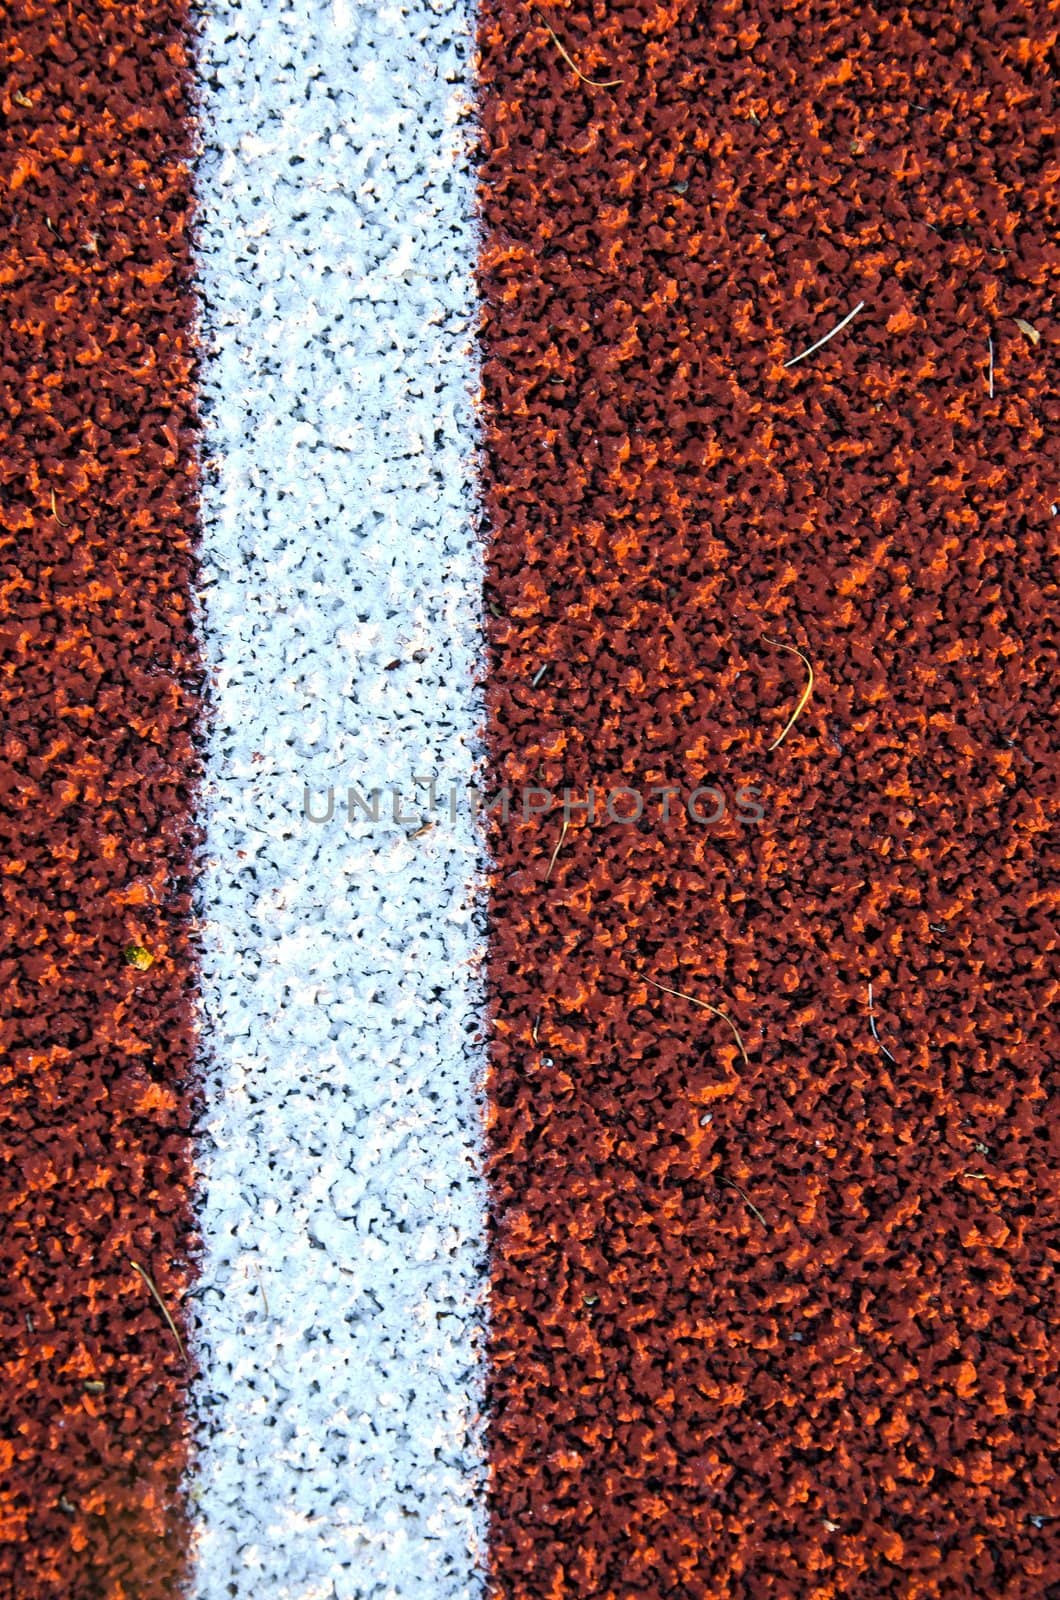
[478,3,1058,1595]
[0,5,201,1596]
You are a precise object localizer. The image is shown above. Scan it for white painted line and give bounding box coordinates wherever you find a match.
[189,3,486,1596]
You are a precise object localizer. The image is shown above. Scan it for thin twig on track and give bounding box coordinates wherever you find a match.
[765,636,815,750]
[721,1180,769,1229]
[129,1260,187,1364]
[533,9,622,89]
[544,815,569,881]
[867,981,897,1063]
[784,300,865,367]
[644,977,750,1068]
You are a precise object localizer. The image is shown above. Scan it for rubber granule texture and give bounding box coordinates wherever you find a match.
[0,5,201,1597]
[477,3,1058,1597]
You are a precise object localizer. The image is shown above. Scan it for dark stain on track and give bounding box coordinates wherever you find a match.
[477,2,1058,1595]
[0,4,202,1595]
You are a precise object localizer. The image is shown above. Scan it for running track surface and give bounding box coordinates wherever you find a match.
[1,4,201,1596]
[1,2,1057,1598]
[479,4,1057,1596]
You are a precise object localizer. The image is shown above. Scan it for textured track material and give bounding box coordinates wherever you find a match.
[478,3,1058,1596]
[189,2,488,1595]
[0,3,201,1597]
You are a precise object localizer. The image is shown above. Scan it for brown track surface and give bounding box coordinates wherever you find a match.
[477,3,1058,1596]
[0,5,202,1596]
